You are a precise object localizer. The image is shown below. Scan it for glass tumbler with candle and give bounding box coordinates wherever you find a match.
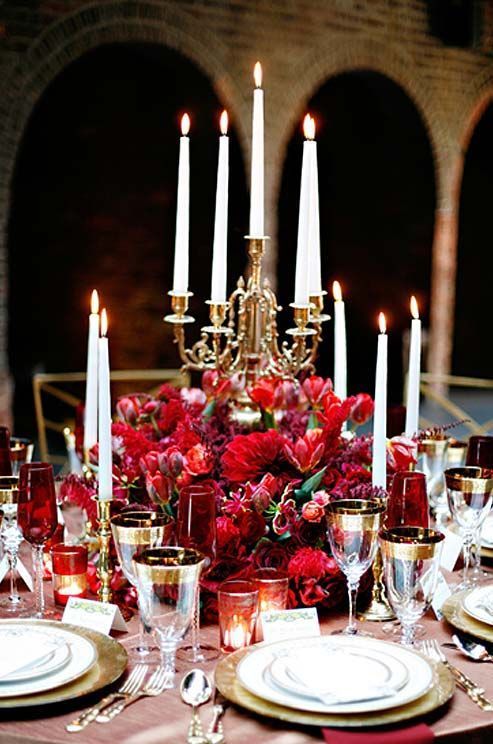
[252,568,289,612]
[218,579,259,653]
[51,543,88,606]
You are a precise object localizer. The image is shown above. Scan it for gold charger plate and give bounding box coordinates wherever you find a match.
[0,619,127,708]
[215,644,454,728]
[442,589,493,644]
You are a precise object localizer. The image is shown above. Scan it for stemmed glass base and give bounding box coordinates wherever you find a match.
[123,634,162,665]
[177,643,220,663]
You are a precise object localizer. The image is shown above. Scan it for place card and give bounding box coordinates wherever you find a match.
[431,571,452,619]
[440,528,463,572]
[259,607,320,643]
[62,596,127,635]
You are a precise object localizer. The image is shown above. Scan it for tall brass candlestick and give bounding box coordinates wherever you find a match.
[95,498,112,603]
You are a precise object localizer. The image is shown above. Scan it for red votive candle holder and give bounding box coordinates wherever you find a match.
[51,543,88,606]
[252,568,289,613]
[218,580,258,653]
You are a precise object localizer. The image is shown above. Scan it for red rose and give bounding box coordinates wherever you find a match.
[301,500,325,523]
[185,444,214,476]
[236,510,266,545]
[216,515,241,552]
[252,538,293,571]
[350,393,374,426]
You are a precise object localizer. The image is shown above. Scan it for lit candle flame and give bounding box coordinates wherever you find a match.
[378,312,386,334]
[181,113,190,136]
[333,280,342,302]
[101,308,108,337]
[410,295,419,320]
[303,114,315,140]
[254,61,262,89]
[220,110,228,136]
[91,289,99,315]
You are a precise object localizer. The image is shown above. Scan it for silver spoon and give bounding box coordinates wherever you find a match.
[444,634,493,662]
[180,669,213,744]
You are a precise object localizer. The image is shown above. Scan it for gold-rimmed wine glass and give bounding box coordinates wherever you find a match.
[445,467,493,591]
[380,527,445,646]
[0,476,32,615]
[111,510,174,663]
[325,499,385,636]
[418,436,449,526]
[133,547,205,689]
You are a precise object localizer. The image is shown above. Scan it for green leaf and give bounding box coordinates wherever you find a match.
[294,466,327,502]
[262,410,277,430]
[306,412,320,430]
[202,399,216,420]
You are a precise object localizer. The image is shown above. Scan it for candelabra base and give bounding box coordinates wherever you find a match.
[229,392,262,428]
[357,548,395,622]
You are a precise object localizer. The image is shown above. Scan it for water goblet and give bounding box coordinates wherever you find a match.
[386,470,429,529]
[418,437,449,526]
[9,438,34,476]
[445,466,493,591]
[380,526,445,646]
[176,483,219,663]
[325,499,385,636]
[466,436,493,581]
[133,546,205,689]
[0,476,32,615]
[111,510,174,663]
[16,463,58,618]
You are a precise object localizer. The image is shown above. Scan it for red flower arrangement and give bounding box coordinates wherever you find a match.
[60,374,416,616]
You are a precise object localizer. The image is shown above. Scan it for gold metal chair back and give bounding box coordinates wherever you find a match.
[32,369,190,465]
[417,373,493,436]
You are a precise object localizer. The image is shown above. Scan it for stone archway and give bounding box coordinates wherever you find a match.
[0,1,248,423]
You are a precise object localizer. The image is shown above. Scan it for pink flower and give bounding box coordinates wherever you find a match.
[284,429,325,473]
[245,473,278,513]
[301,500,325,522]
[272,493,297,536]
[116,396,140,425]
[313,490,330,506]
[302,376,333,408]
[145,471,171,505]
[180,387,207,407]
[387,435,417,471]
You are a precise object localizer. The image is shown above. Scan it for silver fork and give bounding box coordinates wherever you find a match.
[66,664,148,732]
[96,665,168,723]
[421,639,493,711]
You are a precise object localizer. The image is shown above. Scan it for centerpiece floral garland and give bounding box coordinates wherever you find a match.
[60,373,417,620]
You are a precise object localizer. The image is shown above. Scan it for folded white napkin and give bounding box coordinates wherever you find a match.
[282,648,398,705]
[0,633,64,682]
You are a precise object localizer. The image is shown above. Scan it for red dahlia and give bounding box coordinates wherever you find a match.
[221,429,288,484]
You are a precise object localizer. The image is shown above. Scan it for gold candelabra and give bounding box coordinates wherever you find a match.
[165,237,329,420]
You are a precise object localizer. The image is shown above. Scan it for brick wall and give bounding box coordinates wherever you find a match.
[1,0,493,423]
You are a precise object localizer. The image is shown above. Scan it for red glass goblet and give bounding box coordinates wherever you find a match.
[466,437,493,468]
[386,471,429,529]
[176,483,219,663]
[17,463,58,618]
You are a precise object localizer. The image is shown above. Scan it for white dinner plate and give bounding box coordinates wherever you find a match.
[462,585,493,627]
[0,630,71,683]
[481,517,493,547]
[236,635,434,715]
[0,622,97,697]
[268,642,409,702]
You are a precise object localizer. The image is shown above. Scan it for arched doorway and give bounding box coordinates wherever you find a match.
[277,71,436,403]
[453,101,493,378]
[8,42,248,435]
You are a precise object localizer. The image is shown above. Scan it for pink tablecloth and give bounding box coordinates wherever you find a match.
[1,586,493,743]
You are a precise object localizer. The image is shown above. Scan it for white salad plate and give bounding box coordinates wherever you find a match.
[463,585,493,627]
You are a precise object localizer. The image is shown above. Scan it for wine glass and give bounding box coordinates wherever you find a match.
[386,470,429,529]
[176,483,219,662]
[0,476,32,615]
[466,436,493,581]
[380,526,444,646]
[111,510,174,663]
[9,438,34,476]
[133,546,205,689]
[445,466,493,591]
[16,463,58,618]
[417,437,449,526]
[325,499,385,636]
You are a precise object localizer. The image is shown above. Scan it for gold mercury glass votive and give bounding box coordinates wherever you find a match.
[218,579,259,652]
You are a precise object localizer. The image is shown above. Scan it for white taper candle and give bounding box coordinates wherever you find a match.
[405,296,421,437]
[211,111,229,303]
[372,312,388,489]
[172,114,190,293]
[98,309,112,501]
[84,289,99,453]
[294,115,315,306]
[249,62,264,237]
[333,281,347,401]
